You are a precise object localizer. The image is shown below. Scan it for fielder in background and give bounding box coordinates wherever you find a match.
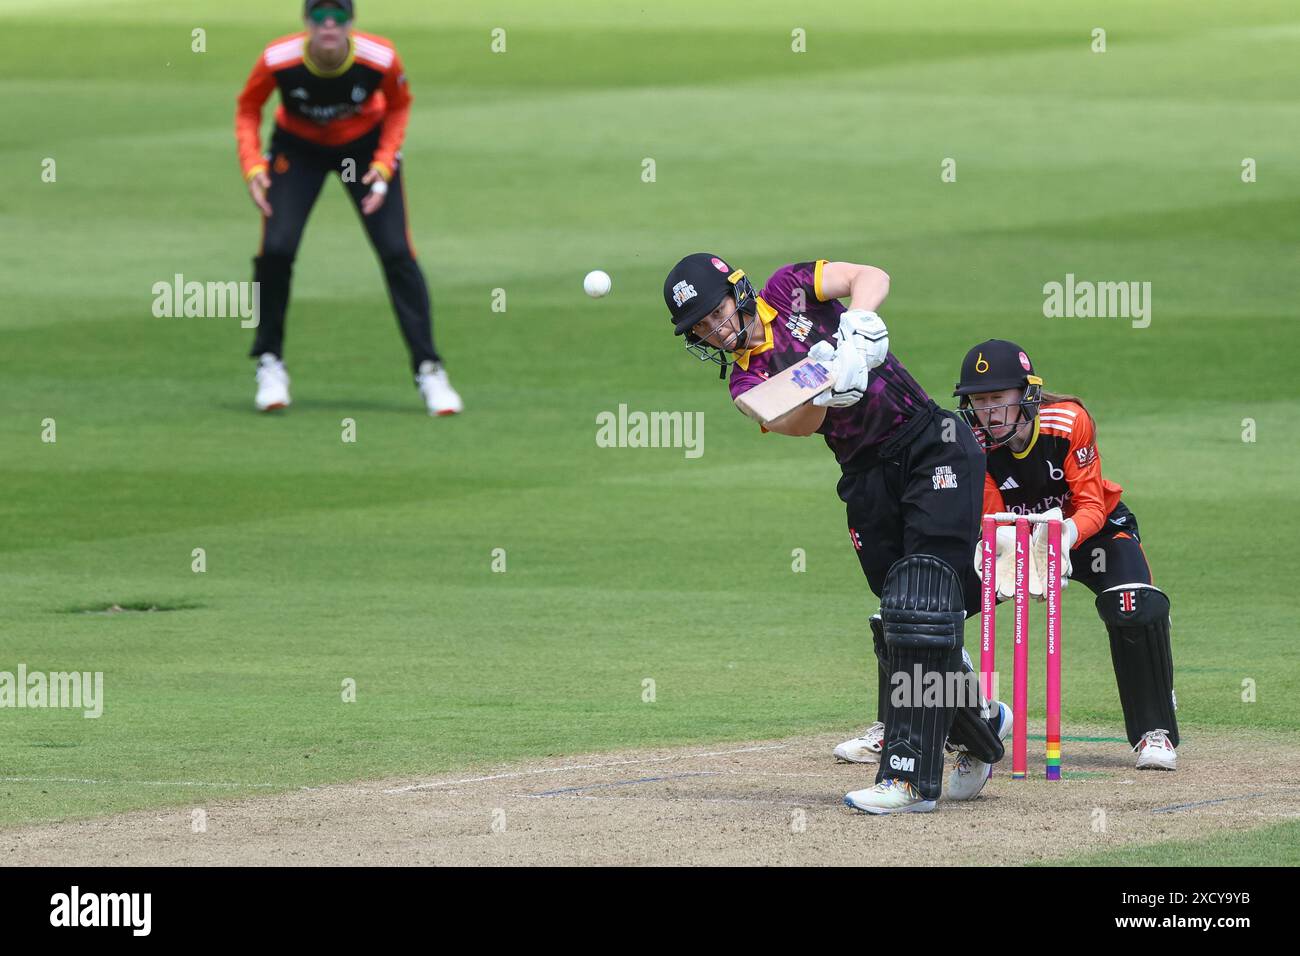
[662,253,1011,813]
[954,339,1179,770]
[234,0,462,416]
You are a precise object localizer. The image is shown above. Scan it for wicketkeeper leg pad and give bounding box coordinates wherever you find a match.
[1097,584,1179,747]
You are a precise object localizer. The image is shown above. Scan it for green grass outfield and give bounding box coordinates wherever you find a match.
[2,0,1298,861]
[1058,819,1300,867]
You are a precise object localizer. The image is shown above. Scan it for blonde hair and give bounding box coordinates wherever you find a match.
[1039,390,1088,414]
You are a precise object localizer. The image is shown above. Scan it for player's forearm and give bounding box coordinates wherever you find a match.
[847,266,890,313]
[1066,497,1105,542]
[982,473,1004,517]
[763,401,828,436]
[371,104,411,180]
[235,114,266,179]
[234,71,273,179]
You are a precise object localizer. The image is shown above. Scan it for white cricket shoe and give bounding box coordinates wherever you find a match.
[1134,729,1177,770]
[844,777,936,815]
[416,360,463,416]
[946,700,1013,801]
[833,721,884,764]
[255,353,291,411]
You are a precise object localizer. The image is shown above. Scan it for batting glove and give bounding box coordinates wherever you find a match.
[837,309,890,369]
[809,339,869,408]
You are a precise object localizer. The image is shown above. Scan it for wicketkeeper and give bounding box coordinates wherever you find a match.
[663,253,1011,813]
[234,0,461,415]
[954,339,1180,770]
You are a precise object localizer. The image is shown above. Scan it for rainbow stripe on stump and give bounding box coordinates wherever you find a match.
[1045,741,1061,780]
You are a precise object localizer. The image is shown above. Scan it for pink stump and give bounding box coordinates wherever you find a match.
[1012,517,1029,779]
[980,516,997,706]
[1046,520,1062,780]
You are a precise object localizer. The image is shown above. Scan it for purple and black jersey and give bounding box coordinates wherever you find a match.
[728,261,929,466]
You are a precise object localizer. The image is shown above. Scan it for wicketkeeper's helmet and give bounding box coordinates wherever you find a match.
[953,339,1044,449]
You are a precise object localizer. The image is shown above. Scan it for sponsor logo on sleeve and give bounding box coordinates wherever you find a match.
[932,465,958,490]
[785,314,813,342]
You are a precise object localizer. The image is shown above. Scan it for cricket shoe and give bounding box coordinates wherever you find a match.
[1134,729,1177,770]
[255,353,291,411]
[833,721,884,764]
[844,777,936,815]
[946,700,1013,801]
[416,360,463,416]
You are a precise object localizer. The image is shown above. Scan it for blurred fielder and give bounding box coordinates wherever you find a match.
[235,0,461,415]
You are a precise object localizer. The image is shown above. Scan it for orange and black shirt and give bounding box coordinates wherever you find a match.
[981,401,1123,542]
[236,31,411,182]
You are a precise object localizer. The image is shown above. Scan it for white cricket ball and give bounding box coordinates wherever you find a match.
[583,270,612,298]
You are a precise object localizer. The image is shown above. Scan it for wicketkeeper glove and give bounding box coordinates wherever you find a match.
[837,309,890,369]
[974,525,1020,603]
[1029,508,1078,599]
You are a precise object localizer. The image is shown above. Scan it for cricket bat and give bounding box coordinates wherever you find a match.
[735,354,834,424]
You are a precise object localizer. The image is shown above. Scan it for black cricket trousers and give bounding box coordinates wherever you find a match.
[249,125,440,371]
[839,402,987,616]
